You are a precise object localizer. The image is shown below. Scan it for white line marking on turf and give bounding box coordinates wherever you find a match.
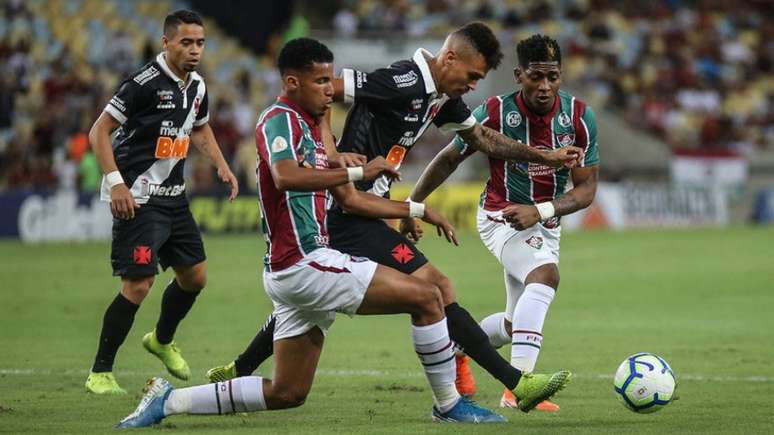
[2,368,774,383]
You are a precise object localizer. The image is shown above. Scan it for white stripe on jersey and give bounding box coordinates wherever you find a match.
[579,115,591,168]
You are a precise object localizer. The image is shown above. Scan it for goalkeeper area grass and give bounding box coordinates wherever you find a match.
[1,226,773,434]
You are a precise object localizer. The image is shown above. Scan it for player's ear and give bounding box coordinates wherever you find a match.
[284,74,300,92]
[513,68,522,84]
[161,35,169,50]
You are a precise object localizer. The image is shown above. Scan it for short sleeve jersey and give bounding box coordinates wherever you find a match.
[453,89,599,226]
[337,48,476,199]
[255,97,330,272]
[100,53,209,204]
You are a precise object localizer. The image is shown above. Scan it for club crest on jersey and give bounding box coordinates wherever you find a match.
[525,236,543,250]
[506,111,522,127]
[508,160,529,176]
[556,133,575,147]
[193,96,201,113]
[558,112,572,127]
[314,235,329,246]
[271,136,288,153]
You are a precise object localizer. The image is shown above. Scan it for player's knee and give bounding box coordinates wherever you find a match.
[273,389,308,409]
[414,283,444,318]
[182,271,207,292]
[121,277,154,303]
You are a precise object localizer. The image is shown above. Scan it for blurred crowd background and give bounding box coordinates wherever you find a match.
[0,0,771,200]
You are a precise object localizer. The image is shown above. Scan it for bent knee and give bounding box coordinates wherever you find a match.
[273,390,307,409]
[121,277,154,303]
[413,283,444,317]
[179,271,207,292]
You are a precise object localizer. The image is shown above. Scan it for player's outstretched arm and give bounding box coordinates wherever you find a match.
[270,157,399,193]
[191,123,239,200]
[89,111,139,220]
[502,165,598,230]
[458,123,584,168]
[331,183,458,245]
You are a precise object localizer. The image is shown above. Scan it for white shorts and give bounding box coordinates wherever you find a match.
[263,248,377,341]
[477,207,561,320]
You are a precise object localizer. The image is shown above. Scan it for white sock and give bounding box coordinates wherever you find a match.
[412,318,460,413]
[480,312,510,348]
[510,283,555,373]
[164,376,267,415]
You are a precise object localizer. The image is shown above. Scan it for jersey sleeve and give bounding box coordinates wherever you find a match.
[259,112,300,165]
[104,78,144,125]
[341,66,422,104]
[194,90,209,127]
[433,97,475,134]
[579,106,600,167]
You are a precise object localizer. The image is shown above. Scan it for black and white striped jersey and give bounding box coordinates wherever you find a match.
[100,53,209,205]
[337,48,475,199]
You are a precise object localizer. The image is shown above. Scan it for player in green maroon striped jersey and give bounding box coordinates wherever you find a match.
[405,34,599,412]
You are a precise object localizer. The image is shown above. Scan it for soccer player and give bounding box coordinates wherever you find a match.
[116,38,508,428]
[207,22,576,412]
[84,10,239,394]
[406,34,599,411]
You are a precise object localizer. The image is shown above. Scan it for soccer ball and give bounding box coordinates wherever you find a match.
[613,352,677,413]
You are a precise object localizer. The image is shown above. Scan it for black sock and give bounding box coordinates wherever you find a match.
[92,293,139,372]
[155,279,200,344]
[234,314,276,376]
[445,302,522,390]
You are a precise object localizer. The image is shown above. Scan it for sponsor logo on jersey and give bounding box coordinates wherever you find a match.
[410,98,423,110]
[110,96,126,112]
[525,236,543,250]
[392,70,419,88]
[157,101,176,109]
[506,111,522,127]
[147,183,186,197]
[133,245,152,264]
[355,70,367,88]
[271,136,288,153]
[558,112,571,127]
[159,120,189,137]
[386,144,407,165]
[134,66,159,85]
[398,131,415,146]
[154,135,190,158]
[556,133,575,147]
[404,114,419,122]
[157,89,174,101]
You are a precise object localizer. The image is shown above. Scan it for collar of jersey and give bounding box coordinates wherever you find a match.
[412,48,437,96]
[156,52,193,89]
[276,96,320,135]
[515,91,559,125]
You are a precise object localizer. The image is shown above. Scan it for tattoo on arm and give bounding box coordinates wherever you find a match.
[411,145,464,202]
[460,124,545,163]
[552,169,598,216]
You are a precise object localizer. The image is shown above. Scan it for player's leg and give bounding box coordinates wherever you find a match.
[479,270,523,349]
[87,207,165,394]
[116,328,324,428]
[206,313,275,382]
[357,264,504,422]
[144,205,208,380]
[413,262,523,394]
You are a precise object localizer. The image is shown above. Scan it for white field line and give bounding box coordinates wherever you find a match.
[1,368,773,383]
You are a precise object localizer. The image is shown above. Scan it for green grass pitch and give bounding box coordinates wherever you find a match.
[1,226,773,434]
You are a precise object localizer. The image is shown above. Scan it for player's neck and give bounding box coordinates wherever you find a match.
[167,63,190,83]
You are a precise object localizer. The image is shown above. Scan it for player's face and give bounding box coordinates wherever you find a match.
[515,63,562,115]
[441,50,488,99]
[163,23,205,75]
[290,63,334,119]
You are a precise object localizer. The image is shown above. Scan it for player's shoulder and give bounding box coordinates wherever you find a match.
[558,89,594,117]
[257,102,305,133]
[126,60,162,88]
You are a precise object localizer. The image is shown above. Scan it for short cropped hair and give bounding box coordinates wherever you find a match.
[163,10,203,37]
[452,22,503,70]
[277,38,334,75]
[517,34,562,68]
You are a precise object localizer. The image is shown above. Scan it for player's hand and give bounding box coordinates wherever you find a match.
[329,152,367,169]
[217,164,239,201]
[420,207,458,246]
[363,156,401,181]
[110,184,140,220]
[399,216,424,243]
[542,146,584,168]
[501,204,540,230]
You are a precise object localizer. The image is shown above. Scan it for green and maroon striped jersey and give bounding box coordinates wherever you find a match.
[255,97,330,272]
[453,89,599,218]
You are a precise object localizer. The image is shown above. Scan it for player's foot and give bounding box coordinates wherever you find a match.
[512,370,572,413]
[142,331,191,380]
[85,371,127,394]
[500,388,560,411]
[206,361,237,383]
[432,396,507,423]
[454,354,476,397]
[116,377,173,428]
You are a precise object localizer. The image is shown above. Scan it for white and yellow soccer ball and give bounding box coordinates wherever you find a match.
[613,353,677,413]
